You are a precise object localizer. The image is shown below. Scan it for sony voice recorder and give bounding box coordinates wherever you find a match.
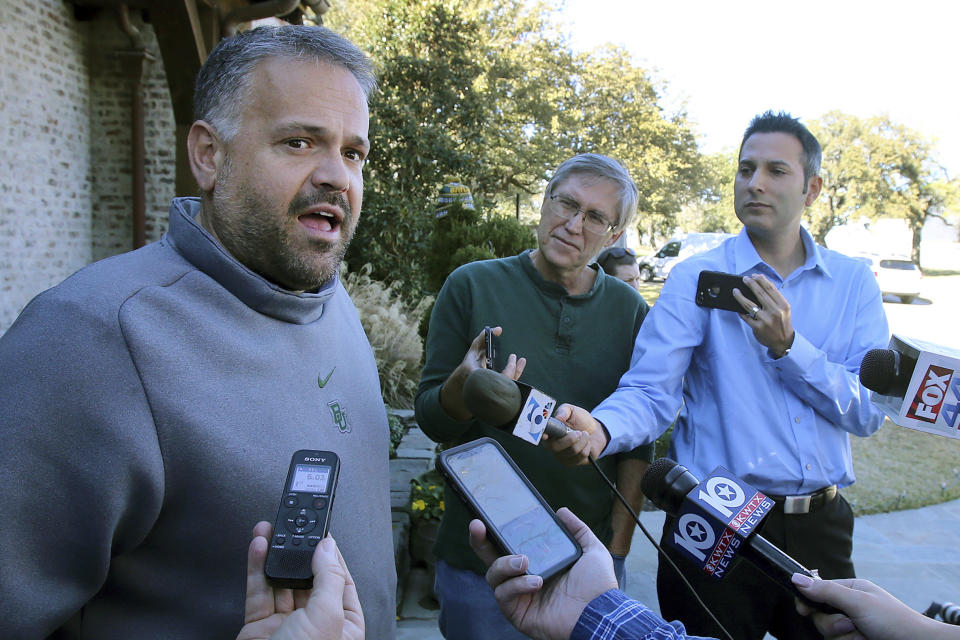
[265,449,340,589]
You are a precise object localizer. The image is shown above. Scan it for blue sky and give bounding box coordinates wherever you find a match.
[558,0,960,179]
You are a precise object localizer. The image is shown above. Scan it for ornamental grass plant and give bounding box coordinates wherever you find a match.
[342,264,432,409]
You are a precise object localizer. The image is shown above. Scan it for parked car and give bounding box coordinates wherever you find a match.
[638,232,734,282]
[855,255,923,304]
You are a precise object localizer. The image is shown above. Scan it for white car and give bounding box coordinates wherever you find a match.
[638,232,733,282]
[856,255,923,304]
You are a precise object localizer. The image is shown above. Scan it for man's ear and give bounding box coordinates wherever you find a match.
[605,229,626,248]
[187,120,224,193]
[805,174,823,207]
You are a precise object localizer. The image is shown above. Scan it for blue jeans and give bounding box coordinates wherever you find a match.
[434,559,531,639]
[612,553,627,590]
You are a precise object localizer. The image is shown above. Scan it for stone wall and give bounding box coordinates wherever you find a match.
[0,0,176,335]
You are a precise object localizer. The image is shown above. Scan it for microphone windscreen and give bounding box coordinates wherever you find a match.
[462,368,522,426]
[860,348,897,394]
[641,457,698,516]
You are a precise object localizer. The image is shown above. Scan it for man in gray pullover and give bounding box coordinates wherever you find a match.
[0,26,396,639]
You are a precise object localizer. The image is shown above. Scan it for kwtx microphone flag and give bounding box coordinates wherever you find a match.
[669,467,774,580]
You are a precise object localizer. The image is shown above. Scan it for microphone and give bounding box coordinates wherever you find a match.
[859,335,960,440]
[641,457,839,613]
[462,368,570,445]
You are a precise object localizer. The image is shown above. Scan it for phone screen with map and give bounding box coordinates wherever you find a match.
[436,438,582,581]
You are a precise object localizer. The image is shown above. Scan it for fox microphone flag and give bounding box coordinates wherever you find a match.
[860,335,960,440]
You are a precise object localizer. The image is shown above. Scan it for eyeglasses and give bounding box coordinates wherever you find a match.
[547,194,616,235]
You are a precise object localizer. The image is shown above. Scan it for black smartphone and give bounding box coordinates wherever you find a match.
[436,438,581,581]
[483,325,496,369]
[265,450,340,589]
[695,270,759,313]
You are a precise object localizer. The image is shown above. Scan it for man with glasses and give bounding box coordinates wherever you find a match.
[415,154,654,639]
[551,112,890,640]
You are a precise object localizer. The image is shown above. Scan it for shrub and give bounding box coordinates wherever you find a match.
[341,264,432,409]
[425,202,536,293]
[387,411,407,458]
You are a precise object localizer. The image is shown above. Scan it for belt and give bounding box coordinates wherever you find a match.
[767,485,838,515]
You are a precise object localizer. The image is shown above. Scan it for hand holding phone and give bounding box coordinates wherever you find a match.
[695,270,759,313]
[483,326,496,369]
[437,438,581,581]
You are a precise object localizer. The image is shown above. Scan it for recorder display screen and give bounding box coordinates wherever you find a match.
[290,464,331,493]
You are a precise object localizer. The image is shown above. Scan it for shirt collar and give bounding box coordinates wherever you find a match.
[732,226,832,282]
[518,249,603,299]
[165,197,335,324]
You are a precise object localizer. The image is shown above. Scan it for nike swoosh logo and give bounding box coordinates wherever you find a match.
[318,367,336,388]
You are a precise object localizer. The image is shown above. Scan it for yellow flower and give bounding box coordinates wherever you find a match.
[439,501,444,511]
[428,485,437,490]
[412,499,426,511]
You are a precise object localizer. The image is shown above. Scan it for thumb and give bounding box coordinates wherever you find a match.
[310,537,347,604]
[554,403,573,422]
[793,575,871,615]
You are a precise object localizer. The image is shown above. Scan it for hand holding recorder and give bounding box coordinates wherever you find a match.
[239,523,363,640]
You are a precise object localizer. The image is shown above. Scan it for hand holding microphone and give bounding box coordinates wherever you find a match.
[461,367,607,463]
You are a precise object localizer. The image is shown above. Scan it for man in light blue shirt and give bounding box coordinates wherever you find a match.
[553,111,889,640]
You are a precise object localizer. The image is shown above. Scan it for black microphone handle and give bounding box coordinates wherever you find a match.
[740,533,841,615]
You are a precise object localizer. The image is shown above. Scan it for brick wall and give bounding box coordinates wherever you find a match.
[0,1,175,335]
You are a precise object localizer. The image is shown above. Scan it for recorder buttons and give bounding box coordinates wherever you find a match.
[308,538,320,547]
[284,494,298,507]
[312,497,327,509]
[285,507,319,534]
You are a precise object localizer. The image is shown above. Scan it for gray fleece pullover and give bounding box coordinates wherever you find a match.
[0,198,396,639]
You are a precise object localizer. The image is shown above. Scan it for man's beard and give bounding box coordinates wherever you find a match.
[211,178,355,292]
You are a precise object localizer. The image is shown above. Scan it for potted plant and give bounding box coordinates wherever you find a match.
[408,469,445,568]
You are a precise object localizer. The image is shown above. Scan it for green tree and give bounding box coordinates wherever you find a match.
[325,0,711,292]
[807,112,879,244]
[808,113,953,262]
[679,150,739,234]
[868,117,952,264]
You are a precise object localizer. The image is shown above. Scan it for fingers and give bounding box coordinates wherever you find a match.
[793,575,871,639]
[309,537,347,605]
[469,519,501,568]
[244,531,274,624]
[555,507,602,551]
[501,353,527,380]
[469,517,539,593]
[487,554,537,594]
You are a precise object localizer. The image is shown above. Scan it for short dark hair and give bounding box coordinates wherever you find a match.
[193,25,377,141]
[596,246,637,273]
[739,110,821,186]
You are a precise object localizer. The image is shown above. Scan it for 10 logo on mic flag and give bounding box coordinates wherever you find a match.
[670,467,774,580]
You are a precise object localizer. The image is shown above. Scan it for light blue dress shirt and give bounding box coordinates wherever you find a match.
[593,228,889,495]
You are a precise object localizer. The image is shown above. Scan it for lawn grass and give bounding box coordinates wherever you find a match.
[635,278,960,516]
[845,420,960,515]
